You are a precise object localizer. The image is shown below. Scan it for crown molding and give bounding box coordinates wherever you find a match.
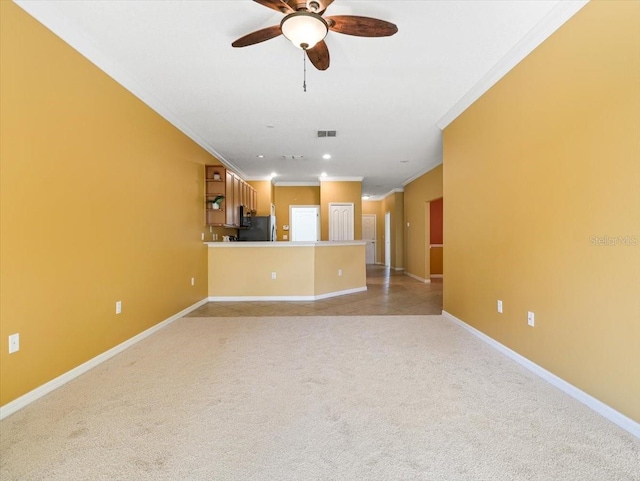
[245,176,275,182]
[383,188,404,200]
[13,0,247,178]
[436,0,589,130]
[363,188,404,202]
[319,176,364,182]
[273,181,320,187]
[402,162,443,187]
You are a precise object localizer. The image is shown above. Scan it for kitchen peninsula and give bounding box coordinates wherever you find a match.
[205,241,367,300]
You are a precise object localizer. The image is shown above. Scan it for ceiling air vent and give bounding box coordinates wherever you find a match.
[317,130,337,138]
[282,155,304,160]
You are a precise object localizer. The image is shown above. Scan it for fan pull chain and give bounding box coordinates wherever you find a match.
[303,50,307,92]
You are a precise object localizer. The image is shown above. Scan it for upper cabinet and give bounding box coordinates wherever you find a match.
[205,166,226,226]
[206,165,257,227]
[224,169,233,226]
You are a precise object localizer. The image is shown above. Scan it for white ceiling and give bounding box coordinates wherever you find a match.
[16,0,587,198]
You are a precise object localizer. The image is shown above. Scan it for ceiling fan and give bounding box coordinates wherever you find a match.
[232,0,398,71]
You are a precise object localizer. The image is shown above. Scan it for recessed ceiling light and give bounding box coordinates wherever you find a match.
[320,172,327,177]
[257,154,264,158]
[322,154,331,160]
[270,172,277,179]
[362,195,370,200]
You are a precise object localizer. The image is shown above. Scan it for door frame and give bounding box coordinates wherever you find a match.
[289,205,320,242]
[328,202,355,241]
[424,201,431,280]
[384,211,391,267]
[427,197,444,280]
[362,214,377,264]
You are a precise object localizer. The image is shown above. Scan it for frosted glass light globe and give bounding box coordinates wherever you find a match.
[281,12,328,50]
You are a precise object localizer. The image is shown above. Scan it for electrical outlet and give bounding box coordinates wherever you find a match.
[283,234,288,240]
[528,311,535,327]
[116,301,122,315]
[338,269,343,277]
[8,333,19,354]
[497,300,503,313]
[191,277,195,286]
[271,272,277,280]
[201,233,204,241]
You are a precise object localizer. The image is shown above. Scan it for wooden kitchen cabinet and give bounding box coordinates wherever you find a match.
[225,170,235,226]
[241,182,248,209]
[206,166,258,227]
[232,174,240,226]
[251,187,257,212]
[205,166,226,226]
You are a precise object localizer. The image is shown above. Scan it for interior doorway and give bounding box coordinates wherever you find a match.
[362,214,377,264]
[290,206,320,241]
[426,198,443,281]
[384,211,391,267]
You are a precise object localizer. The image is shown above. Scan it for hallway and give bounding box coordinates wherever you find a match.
[188,266,443,317]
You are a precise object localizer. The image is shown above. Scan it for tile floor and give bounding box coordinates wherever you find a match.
[188,265,443,317]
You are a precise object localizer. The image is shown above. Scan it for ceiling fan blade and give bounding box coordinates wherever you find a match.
[253,0,294,14]
[232,25,282,48]
[326,15,398,37]
[306,41,330,71]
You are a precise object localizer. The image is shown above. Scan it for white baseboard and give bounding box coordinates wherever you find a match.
[0,298,209,421]
[442,310,640,439]
[430,274,443,279]
[392,267,405,272]
[208,286,367,302]
[315,286,367,300]
[405,271,430,283]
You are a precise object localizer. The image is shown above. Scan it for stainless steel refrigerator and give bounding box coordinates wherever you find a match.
[238,215,276,241]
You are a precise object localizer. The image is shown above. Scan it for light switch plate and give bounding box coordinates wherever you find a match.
[8,333,19,354]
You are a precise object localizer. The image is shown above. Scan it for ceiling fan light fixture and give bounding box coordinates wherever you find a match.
[281,11,328,50]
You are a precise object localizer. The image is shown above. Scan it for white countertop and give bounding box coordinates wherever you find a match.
[204,241,366,248]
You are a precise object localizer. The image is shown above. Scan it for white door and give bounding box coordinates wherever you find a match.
[362,214,376,264]
[290,206,320,241]
[384,211,391,267]
[329,203,354,241]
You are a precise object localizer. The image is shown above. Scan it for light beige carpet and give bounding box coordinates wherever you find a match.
[1,315,638,480]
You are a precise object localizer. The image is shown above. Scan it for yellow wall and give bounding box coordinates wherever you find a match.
[430,248,443,276]
[443,0,640,421]
[403,165,444,280]
[248,180,273,217]
[209,247,314,296]
[381,191,405,269]
[0,2,214,406]
[362,200,384,263]
[274,185,320,241]
[314,245,367,295]
[320,181,362,240]
[207,244,366,297]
